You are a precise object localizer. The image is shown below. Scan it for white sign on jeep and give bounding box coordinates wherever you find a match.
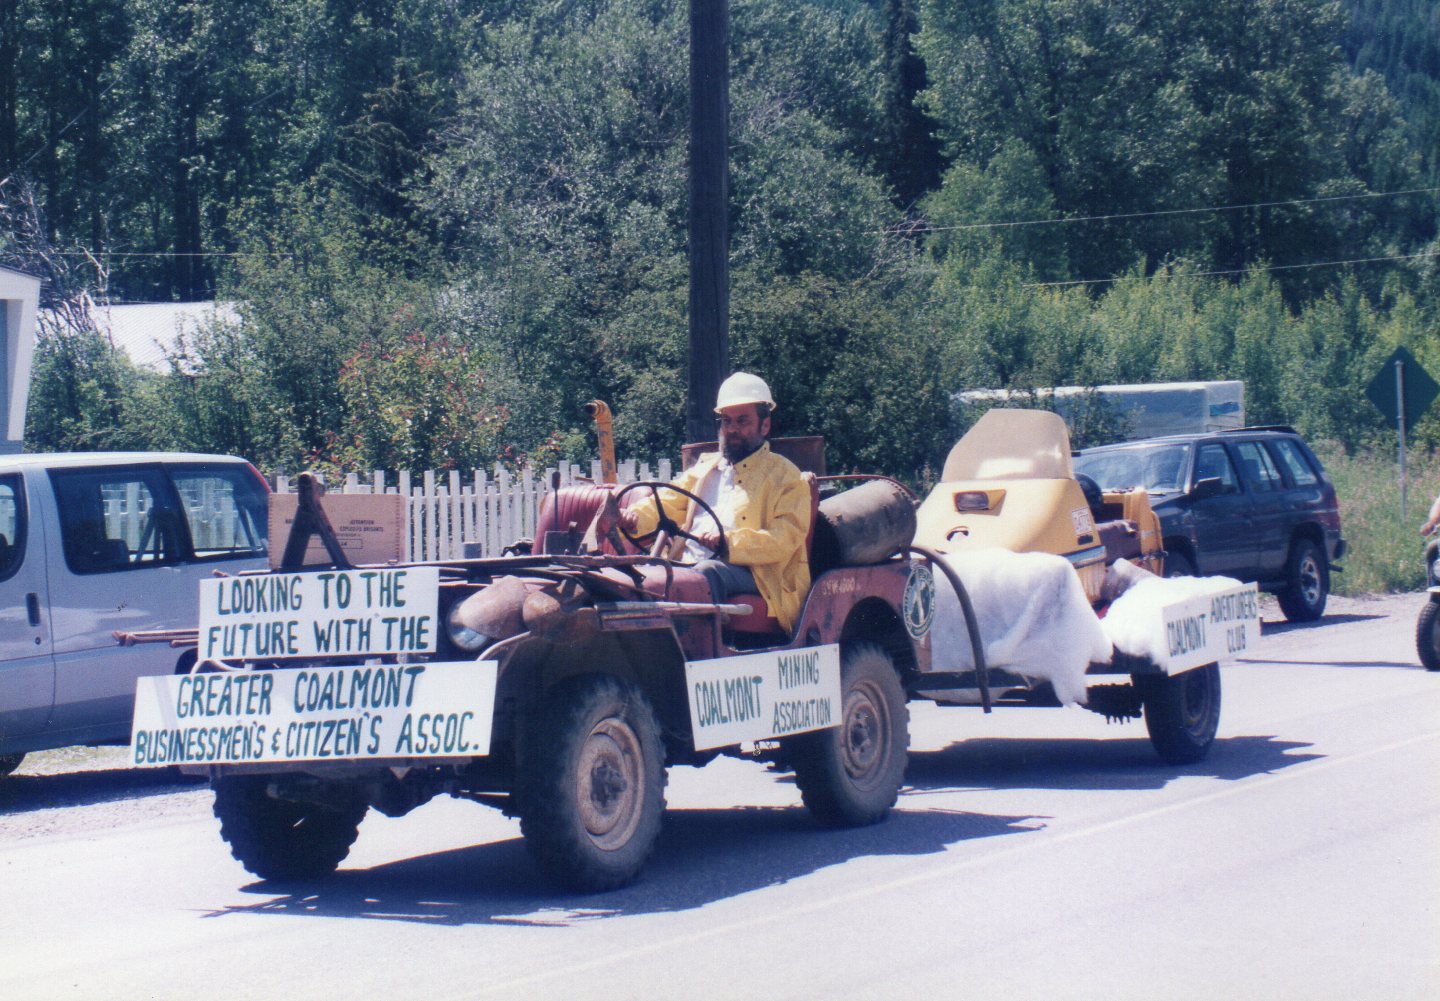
[197,567,441,661]
[131,660,498,767]
[686,644,842,751]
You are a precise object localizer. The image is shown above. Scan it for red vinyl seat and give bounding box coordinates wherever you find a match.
[533,484,641,555]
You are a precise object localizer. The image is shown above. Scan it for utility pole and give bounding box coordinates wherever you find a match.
[687,0,729,445]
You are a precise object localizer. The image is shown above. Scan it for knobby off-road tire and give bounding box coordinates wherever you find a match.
[1137,664,1222,765]
[1416,601,1440,671]
[1277,538,1328,623]
[0,753,24,777]
[212,775,368,881]
[517,674,667,892]
[791,643,909,828]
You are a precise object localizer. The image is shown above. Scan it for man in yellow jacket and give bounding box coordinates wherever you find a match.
[622,372,812,632]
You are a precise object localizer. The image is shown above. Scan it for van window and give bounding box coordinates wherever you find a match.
[51,467,184,573]
[169,465,268,560]
[0,474,23,581]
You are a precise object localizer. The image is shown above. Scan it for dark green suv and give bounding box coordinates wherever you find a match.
[1074,427,1347,622]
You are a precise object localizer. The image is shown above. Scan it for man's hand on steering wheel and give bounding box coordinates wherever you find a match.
[614,481,729,561]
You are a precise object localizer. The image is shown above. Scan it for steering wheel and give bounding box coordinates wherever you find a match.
[614,481,729,562]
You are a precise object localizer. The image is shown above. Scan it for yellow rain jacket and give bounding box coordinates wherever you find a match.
[632,443,812,631]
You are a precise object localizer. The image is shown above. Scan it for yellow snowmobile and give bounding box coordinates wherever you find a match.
[914,408,1164,607]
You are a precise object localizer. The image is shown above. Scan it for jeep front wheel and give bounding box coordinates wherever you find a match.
[517,674,667,891]
[791,643,909,827]
[212,775,368,881]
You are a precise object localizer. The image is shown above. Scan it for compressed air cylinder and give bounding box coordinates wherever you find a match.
[814,479,917,567]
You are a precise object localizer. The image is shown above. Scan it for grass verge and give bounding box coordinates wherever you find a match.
[1317,442,1440,595]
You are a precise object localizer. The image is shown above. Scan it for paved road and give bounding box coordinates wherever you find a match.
[2,593,1437,1000]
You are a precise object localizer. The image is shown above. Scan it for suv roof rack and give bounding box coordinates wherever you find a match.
[1220,425,1298,435]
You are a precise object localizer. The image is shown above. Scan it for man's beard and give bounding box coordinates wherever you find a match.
[723,436,763,464]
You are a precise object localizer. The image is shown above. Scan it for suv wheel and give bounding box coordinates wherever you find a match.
[1163,550,1195,578]
[1277,538,1328,622]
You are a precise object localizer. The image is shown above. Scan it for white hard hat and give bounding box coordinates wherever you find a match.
[715,372,776,413]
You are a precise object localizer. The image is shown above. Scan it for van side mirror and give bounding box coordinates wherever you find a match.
[1192,476,1226,499]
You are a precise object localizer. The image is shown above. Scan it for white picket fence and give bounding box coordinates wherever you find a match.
[272,458,673,562]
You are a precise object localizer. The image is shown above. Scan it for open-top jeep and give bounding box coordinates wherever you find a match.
[129,440,932,891]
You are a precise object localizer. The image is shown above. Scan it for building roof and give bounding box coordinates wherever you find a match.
[38,301,239,372]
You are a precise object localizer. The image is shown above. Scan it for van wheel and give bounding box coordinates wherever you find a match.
[517,674,667,892]
[1163,550,1195,578]
[1416,601,1440,671]
[1277,539,1328,622]
[791,643,909,827]
[0,753,24,777]
[1137,665,1221,764]
[212,775,368,881]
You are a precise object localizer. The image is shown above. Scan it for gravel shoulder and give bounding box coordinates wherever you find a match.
[0,747,210,845]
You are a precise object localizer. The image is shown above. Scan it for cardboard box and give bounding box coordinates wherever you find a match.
[268,492,406,568]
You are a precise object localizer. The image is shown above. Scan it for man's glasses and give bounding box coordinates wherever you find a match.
[717,415,758,430]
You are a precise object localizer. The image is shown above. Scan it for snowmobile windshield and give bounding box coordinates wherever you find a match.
[941,409,1073,481]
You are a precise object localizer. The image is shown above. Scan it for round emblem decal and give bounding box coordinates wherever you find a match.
[903,562,936,638]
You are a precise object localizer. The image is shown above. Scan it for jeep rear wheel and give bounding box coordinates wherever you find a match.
[212,775,368,881]
[791,643,909,827]
[1137,664,1221,765]
[517,674,667,891]
[1277,538,1328,622]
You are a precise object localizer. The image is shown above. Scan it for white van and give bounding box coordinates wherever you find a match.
[0,453,269,774]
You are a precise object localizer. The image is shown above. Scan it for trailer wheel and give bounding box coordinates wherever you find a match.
[791,643,909,827]
[212,775,368,881]
[1416,601,1440,671]
[0,753,24,778]
[518,674,667,891]
[1137,664,1221,765]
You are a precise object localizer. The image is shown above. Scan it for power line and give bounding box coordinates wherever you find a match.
[902,186,1440,234]
[1022,249,1440,289]
[44,250,292,258]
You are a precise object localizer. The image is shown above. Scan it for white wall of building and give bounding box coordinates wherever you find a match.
[0,267,42,454]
